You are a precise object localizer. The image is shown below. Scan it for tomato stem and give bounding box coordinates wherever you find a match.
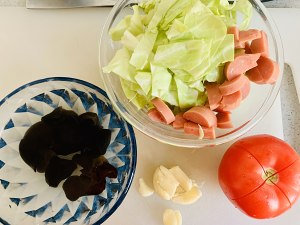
[261,168,278,185]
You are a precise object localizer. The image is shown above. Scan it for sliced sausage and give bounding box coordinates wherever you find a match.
[240,76,251,100]
[183,106,217,128]
[246,67,265,84]
[216,111,233,129]
[217,120,234,129]
[172,113,187,129]
[206,83,222,110]
[234,40,246,49]
[224,53,261,81]
[183,122,204,138]
[201,126,216,139]
[219,75,248,96]
[256,56,280,84]
[216,111,232,123]
[239,29,262,43]
[227,26,239,41]
[244,42,252,54]
[234,29,261,49]
[151,97,175,124]
[147,108,165,123]
[250,30,269,57]
[218,91,242,111]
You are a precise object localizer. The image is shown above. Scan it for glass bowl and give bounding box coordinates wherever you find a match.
[99,0,284,148]
[0,77,137,225]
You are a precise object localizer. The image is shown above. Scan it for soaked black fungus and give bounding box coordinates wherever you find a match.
[19,121,56,172]
[79,112,102,128]
[79,156,118,180]
[72,154,95,171]
[63,158,117,201]
[81,128,111,158]
[86,180,106,196]
[19,107,116,201]
[94,161,118,180]
[45,156,77,187]
[42,107,83,155]
[78,112,111,157]
[63,175,92,201]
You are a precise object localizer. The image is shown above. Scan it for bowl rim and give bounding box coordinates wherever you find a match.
[99,0,284,148]
[0,76,137,225]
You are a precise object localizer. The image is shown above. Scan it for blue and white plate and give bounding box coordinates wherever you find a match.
[0,77,137,225]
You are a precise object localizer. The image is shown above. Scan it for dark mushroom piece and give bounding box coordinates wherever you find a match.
[63,175,92,201]
[42,107,84,155]
[79,112,111,157]
[79,112,102,128]
[80,128,111,158]
[19,121,56,173]
[45,156,77,187]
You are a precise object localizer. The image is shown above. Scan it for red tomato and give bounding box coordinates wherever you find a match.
[218,134,300,219]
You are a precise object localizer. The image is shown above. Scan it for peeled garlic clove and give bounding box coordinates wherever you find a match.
[138,178,154,197]
[172,184,202,205]
[163,209,182,225]
[153,165,179,200]
[169,166,192,192]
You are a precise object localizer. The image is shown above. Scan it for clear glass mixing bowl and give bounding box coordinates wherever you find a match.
[99,0,284,148]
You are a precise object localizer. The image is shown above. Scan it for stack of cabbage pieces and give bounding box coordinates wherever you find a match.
[103,0,252,110]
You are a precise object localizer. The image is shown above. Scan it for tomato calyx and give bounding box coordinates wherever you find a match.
[261,168,279,185]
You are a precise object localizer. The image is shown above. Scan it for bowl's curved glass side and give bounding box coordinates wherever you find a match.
[99,0,284,148]
[0,77,137,225]
[91,88,137,225]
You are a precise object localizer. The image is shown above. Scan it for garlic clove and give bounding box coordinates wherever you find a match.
[169,166,193,192]
[163,209,182,225]
[138,178,154,197]
[172,184,202,205]
[153,165,179,200]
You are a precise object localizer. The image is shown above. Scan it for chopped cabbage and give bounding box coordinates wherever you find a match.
[103,0,252,110]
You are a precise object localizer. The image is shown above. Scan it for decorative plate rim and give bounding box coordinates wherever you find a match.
[0,77,137,225]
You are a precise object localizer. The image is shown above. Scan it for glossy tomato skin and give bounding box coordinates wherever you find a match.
[218,134,300,219]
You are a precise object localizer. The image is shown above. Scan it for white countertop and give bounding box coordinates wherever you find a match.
[264,0,300,8]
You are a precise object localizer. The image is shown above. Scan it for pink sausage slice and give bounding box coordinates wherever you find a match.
[256,56,280,84]
[227,26,239,41]
[218,91,242,111]
[206,83,222,110]
[246,67,265,84]
[224,53,261,81]
[172,113,187,129]
[234,40,246,49]
[240,76,251,100]
[147,108,165,123]
[235,29,261,49]
[239,29,262,43]
[218,121,234,129]
[183,106,217,128]
[216,111,232,123]
[219,75,248,96]
[201,126,216,139]
[216,111,233,129]
[250,30,269,57]
[244,42,252,54]
[183,122,203,137]
[151,97,175,124]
